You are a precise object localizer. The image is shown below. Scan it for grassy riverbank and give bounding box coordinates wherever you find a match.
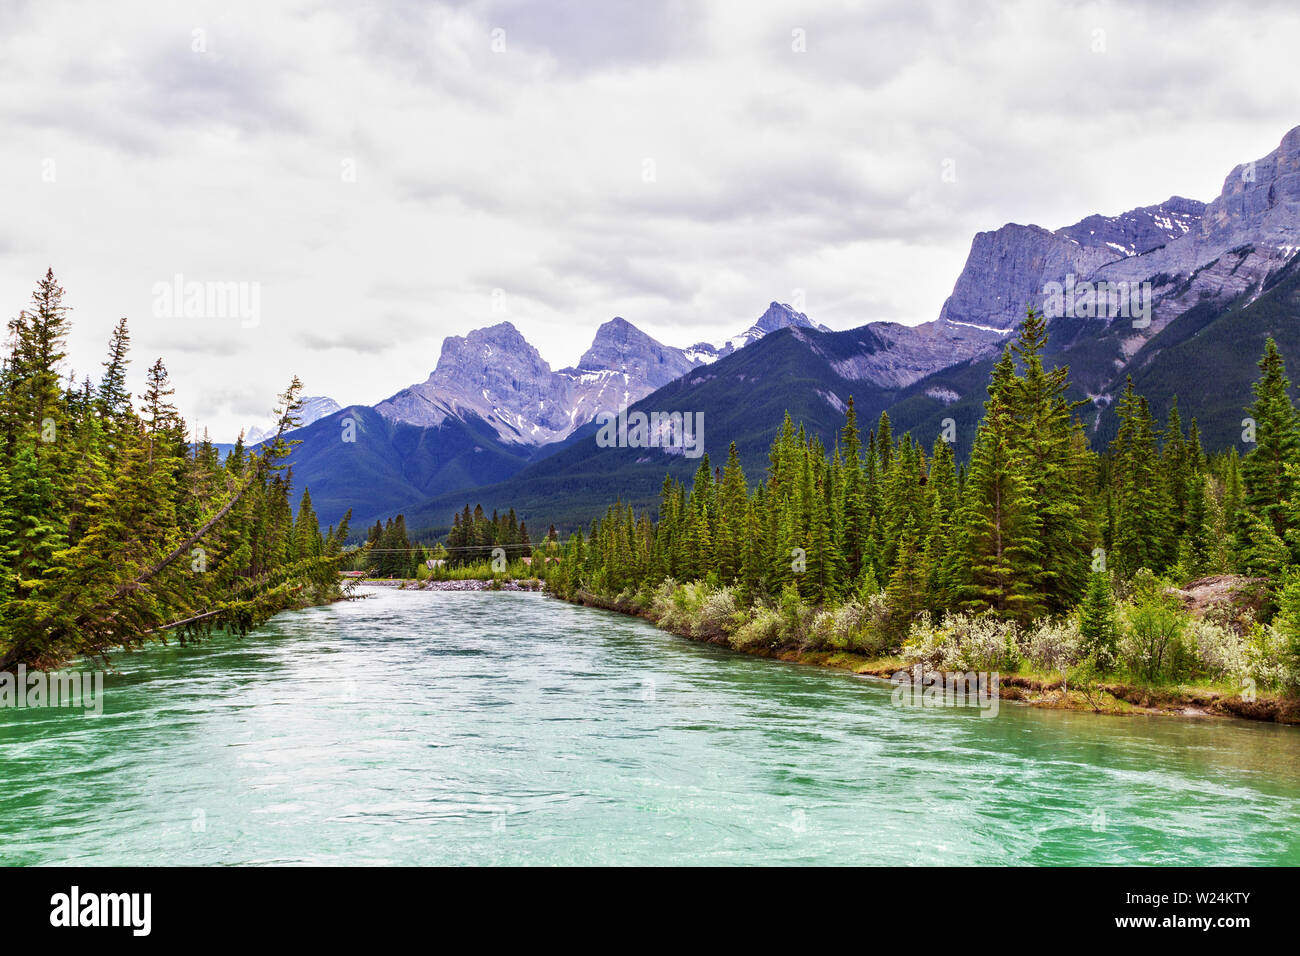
[558,582,1300,725]
[353,571,1299,724]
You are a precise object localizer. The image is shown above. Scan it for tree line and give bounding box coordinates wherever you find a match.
[0,270,353,669]
[544,309,1300,665]
[356,507,547,578]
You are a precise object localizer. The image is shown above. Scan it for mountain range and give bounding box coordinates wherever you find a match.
[272,124,1300,538]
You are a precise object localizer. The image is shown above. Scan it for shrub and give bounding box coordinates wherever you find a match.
[902,612,1021,672]
[855,590,894,656]
[1271,571,1300,667]
[1186,618,1249,684]
[828,601,865,651]
[804,608,838,650]
[1118,570,1189,682]
[648,579,698,632]
[777,583,814,644]
[1246,624,1299,692]
[1024,617,1083,674]
[731,605,783,650]
[697,587,739,638]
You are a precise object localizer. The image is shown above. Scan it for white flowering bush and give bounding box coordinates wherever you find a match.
[648,578,680,621]
[804,608,839,650]
[1246,624,1298,691]
[855,590,893,655]
[650,579,712,634]
[731,605,784,650]
[903,613,1021,672]
[1024,618,1083,674]
[1186,618,1249,684]
[697,586,740,637]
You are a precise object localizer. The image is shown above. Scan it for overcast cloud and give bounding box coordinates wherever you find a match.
[1,0,1297,438]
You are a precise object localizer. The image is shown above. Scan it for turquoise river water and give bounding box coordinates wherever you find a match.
[1,587,1298,865]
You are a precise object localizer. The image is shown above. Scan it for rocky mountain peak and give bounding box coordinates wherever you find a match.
[1201,124,1300,249]
[574,316,698,388]
[755,301,806,332]
[752,301,822,334]
[1057,196,1205,257]
[244,395,341,444]
[426,321,552,392]
[579,317,655,367]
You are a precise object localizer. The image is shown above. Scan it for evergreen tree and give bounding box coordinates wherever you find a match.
[1241,337,1300,540]
[1078,570,1119,667]
[98,317,132,418]
[955,347,1041,619]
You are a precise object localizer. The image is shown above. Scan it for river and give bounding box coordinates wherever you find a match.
[2,587,1298,865]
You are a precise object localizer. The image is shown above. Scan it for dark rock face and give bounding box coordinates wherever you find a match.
[939,223,1118,331]
[935,194,1208,334]
[1089,126,1300,347]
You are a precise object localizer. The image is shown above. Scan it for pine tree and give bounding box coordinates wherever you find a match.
[294,489,322,561]
[838,397,869,580]
[1078,570,1118,667]
[715,442,748,582]
[1111,379,1171,576]
[1008,308,1094,611]
[98,317,132,419]
[1241,337,1300,540]
[956,347,1041,619]
[885,512,929,628]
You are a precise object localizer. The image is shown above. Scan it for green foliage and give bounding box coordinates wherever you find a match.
[1240,337,1300,541]
[0,271,351,669]
[535,312,1300,699]
[1078,570,1119,667]
[1119,570,1188,682]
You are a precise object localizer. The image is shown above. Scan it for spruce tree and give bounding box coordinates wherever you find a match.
[956,347,1041,620]
[1078,570,1118,668]
[1241,337,1300,540]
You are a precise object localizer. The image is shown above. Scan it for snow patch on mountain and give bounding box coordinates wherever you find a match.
[244,395,341,444]
[372,302,837,447]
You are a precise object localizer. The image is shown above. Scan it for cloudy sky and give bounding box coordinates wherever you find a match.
[1,0,1297,439]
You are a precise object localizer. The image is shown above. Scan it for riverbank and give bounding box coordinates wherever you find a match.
[562,588,1300,726]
